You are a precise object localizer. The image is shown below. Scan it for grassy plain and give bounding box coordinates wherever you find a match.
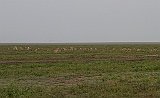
[0,43,160,98]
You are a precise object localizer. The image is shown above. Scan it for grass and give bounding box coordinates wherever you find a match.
[0,44,160,98]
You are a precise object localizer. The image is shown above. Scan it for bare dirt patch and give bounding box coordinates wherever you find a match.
[18,75,102,86]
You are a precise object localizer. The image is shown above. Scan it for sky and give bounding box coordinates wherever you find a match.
[0,0,160,43]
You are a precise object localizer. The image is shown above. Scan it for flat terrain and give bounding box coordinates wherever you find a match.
[0,44,160,98]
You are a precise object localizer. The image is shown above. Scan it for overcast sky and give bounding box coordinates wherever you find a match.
[0,0,159,43]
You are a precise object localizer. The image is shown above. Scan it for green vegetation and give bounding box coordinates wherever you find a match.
[0,44,160,98]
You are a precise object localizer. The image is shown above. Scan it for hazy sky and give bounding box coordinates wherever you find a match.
[0,0,159,43]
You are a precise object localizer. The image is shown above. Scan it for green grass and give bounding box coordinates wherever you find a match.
[0,44,160,98]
